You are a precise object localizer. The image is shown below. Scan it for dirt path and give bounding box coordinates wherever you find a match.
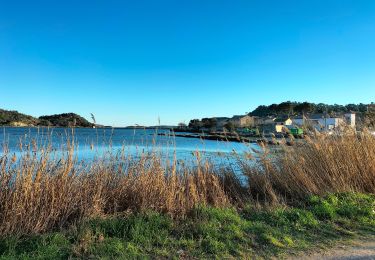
[290,239,375,260]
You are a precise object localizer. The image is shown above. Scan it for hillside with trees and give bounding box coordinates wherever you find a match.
[39,113,93,127]
[0,109,94,127]
[0,109,39,126]
[249,101,374,128]
[249,101,370,117]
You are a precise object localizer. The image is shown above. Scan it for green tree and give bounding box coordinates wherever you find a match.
[188,119,202,130]
[295,102,314,114]
[202,118,217,129]
[224,122,235,132]
[277,101,293,114]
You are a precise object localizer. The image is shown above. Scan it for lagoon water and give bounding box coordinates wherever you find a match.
[0,127,256,167]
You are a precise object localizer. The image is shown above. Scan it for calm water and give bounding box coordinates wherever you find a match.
[0,127,257,167]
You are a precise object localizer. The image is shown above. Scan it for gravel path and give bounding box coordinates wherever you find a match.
[290,239,375,260]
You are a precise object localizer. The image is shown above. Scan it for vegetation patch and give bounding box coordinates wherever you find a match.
[0,193,373,259]
[0,129,374,258]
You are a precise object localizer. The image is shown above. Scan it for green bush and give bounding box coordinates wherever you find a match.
[308,193,375,222]
[244,207,319,230]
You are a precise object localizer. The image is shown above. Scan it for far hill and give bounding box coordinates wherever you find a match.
[39,113,94,127]
[0,109,94,127]
[0,109,39,127]
[249,101,372,117]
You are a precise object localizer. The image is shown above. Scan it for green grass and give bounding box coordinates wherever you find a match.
[0,192,374,259]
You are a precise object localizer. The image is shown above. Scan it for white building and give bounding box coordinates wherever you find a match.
[292,113,355,131]
[344,113,356,128]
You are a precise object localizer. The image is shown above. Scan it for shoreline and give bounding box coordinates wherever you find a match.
[158,132,298,146]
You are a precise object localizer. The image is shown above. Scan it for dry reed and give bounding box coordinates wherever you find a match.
[0,139,229,236]
[0,128,374,235]
[242,128,375,204]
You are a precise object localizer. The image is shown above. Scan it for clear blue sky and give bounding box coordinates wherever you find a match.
[1,0,374,126]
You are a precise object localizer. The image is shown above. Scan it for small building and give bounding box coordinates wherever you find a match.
[274,116,293,132]
[274,116,293,126]
[258,116,292,133]
[344,113,356,128]
[228,115,254,128]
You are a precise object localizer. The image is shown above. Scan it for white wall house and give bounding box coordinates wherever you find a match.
[344,113,356,128]
[292,113,355,131]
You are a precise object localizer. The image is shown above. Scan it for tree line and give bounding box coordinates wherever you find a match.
[249,101,372,117]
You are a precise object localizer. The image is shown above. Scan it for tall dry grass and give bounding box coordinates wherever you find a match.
[242,128,375,204]
[0,128,374,235]
[0,140,229,236]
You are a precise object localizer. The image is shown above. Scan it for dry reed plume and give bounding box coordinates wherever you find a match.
[0,140,229,236]
[0,128,374,235]
[242,128,375,204]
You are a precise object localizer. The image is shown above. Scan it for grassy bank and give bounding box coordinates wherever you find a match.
[0,129,374,258]
[0,192,374,259]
